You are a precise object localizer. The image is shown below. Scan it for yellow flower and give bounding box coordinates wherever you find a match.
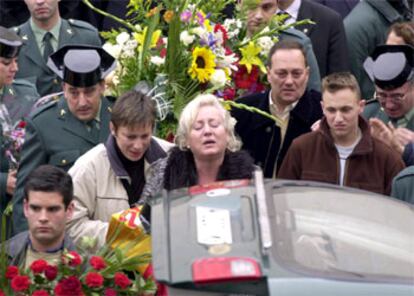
[188,47,216,83]
[163,10,174,23]
[133,27,161,52]
[239,41,266,73]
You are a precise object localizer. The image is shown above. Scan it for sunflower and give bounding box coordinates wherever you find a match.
[188,47,216,83]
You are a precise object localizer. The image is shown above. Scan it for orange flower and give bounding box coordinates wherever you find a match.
[163,10,174,23]
[146,7,158,18]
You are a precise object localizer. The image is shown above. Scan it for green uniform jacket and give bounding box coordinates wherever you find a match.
[362,100,414,131]
[14,19,102,97]
[1,79,38,217]
[12,95,113,234]
[391,166,414,205]
[344,0,406,100]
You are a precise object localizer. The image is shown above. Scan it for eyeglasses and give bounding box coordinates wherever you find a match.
[376,92,407,104]
[375,83,412,104]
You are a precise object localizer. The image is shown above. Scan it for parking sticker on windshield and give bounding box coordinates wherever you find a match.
[196,206,232,245]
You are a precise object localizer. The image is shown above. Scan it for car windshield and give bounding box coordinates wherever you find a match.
[269,184,414,283]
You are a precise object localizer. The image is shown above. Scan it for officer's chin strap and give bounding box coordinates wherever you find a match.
[254,169,272,253]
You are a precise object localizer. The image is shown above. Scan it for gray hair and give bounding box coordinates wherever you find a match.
[175,94,242,152]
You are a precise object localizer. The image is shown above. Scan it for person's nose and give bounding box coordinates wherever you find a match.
[132,139,144,151]
[333,111,344,123]
[384,99,396,110]
[77,92,88,106]
[38,209,49,222]
[253,8,263,21]
[10,59,18,73]
[284,73,294,85]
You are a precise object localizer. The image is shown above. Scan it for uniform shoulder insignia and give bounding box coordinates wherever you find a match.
[31,93,62,118]
[67,19,97,31]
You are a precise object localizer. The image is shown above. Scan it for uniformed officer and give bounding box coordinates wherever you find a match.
[12,44,116,234]
[13,0,102,97]
[0,26,38,229]
[363,44,414,130]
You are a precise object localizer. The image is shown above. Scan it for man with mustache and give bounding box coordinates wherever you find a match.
[278,72,404,195]
[231,40,323,178]
[12,0,101,97]
[12,45,116,234]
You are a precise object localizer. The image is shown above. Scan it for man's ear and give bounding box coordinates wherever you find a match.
[358,98,365,114]
[66,201,75,220]
[109,122,116,136]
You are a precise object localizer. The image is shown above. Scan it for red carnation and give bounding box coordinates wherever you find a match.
[66,251,82,267]
[30,259,48,274]
[214,24,228,44]
[0,289,5,296]
[114,272,131,289]
[5,265,19,279]
[85,272,104,288]
[89,256,106,271]
[222,88,236,100]
[54,276,82,296]
[17,120,26,128]
[44,265,58,281]
[11,275,31,292]
[104,288,117,296]
[32,290,50,296]
[160,48,167,58]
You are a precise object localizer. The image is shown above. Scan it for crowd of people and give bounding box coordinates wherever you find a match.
[0,0,413,280]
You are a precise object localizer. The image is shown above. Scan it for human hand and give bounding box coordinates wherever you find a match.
[393,127,414,147]
[6,169,17,195]
[369,118,393,144]
[369,118,405,154]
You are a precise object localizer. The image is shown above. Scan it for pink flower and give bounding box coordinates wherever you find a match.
[180,10,192,23]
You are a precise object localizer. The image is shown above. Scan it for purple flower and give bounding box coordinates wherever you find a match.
[180,10,192,23]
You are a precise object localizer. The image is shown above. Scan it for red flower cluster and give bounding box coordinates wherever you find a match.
[44,265,58,281]
[30,259,48,274]
[5,266,18,279]
[114,272,132,289]
[85,272,104,288]
[67,250,83,267]
[89,255,106,271]
[54,276,82,296]
[32,290,50,296]
[11,275,31,292]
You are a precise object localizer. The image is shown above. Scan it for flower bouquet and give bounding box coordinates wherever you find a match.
[0,207,157,296]
[2,120,26,170]
[83,0,311,137]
